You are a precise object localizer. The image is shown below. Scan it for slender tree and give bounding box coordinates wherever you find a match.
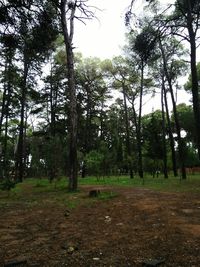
[161,74,168,178]
[59,0,95,190]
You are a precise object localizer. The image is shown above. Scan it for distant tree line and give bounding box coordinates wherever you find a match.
[0,0,200,190]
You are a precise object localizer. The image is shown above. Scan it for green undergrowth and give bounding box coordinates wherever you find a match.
[97,191,118,200]
[0,177,118,209]
[79,175,200,193]
[0,175,199,209]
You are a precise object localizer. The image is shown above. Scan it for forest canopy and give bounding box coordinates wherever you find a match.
[0,0,200,190]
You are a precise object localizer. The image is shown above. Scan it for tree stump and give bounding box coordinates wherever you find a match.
[89,189,101,197]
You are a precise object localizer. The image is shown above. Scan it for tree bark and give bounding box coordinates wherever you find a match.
[0,50,14,179]
[61,0,78,191]
[82,85,92,178]
[15,56,28,182]
[163,78,178,177]
[161,76,168,178]
[122,84,133,178]
[137,61,144,179]
[49,61,57,182]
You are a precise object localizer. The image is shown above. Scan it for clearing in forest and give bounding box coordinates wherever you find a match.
[0,177,200,267]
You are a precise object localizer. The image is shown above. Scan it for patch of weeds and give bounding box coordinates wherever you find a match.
[34,182,46,188]
[66,200,79,209]
[53,191,81,209]
[0,179,16,197]
[98,191,118,200]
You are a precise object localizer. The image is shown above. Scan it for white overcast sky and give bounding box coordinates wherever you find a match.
[73,0,191,113]
[73,0,141,58]
[73,0,175,59]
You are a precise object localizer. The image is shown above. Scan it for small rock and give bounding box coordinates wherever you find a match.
[93,257,100,261]
[67,246,75,254]
[61,243,78,254]
[142,259,165,267]
[105,216,111,223]
[182,209,193,214]
[64,210,70,217]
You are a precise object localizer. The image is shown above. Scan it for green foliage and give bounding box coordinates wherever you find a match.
[0,179,15,192]
[176,103,195,139]
[142,110,165,160]
[175,0,200,16]
[85,150,104,176]
[185,62,200,93]
[133,27,157,63]
[0,0,200,188]
[184,145,200,167]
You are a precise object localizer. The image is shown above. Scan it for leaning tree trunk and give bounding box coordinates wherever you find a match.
[61,0,78,191]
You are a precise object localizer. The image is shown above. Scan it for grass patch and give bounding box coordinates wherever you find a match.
[0,175,199,209]
[79,175,200,193]
[98,191,118,200]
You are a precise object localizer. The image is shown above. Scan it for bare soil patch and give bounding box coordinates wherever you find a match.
[0,185,199,266]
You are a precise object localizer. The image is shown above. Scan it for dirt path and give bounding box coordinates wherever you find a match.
[0,186,199,266]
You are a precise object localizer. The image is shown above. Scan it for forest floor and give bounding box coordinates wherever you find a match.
[0,180,200,267]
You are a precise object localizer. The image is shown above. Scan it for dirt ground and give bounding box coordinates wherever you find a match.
[0,185,200,267]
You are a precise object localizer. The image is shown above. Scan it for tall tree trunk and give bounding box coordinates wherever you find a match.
[3,111,9,178]
[122,84,133,178]
[1,51,13,179]
[15,57,28,182]
[186,3,200,159]
[137,61,144,178]
[0,66,8,179]
[163,78,178,177]
[61,0,78,191]
[161,76,168,178]
[131,99,141,176]
[82,87,91,178]
[159,40,186,179]
[100,100,104,141]
[49,62,57,182]
[0,82,7,137]
[3,75,12,179]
